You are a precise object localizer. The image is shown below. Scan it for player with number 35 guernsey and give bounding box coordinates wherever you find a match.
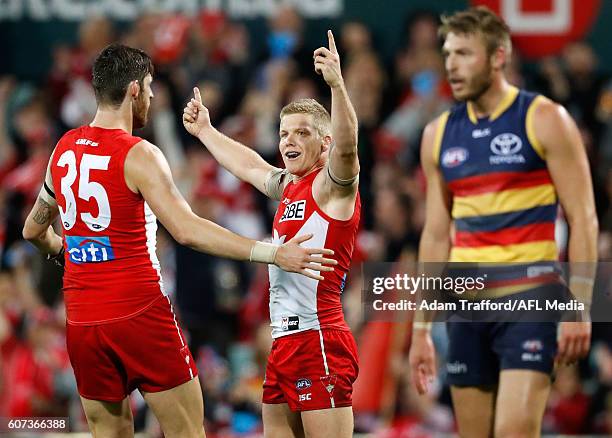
[22,44,336,438]
[51,126,164,324]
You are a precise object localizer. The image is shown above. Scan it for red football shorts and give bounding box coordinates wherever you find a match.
[263,328,359,411]
[66,295,198,402]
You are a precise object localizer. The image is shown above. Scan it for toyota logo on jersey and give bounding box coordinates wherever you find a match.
[490,133,522,156]
[489,133,525,165]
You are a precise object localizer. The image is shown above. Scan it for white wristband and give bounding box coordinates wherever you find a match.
[249,241,279,264]
[569,275,595,286]
[413,322,433,331]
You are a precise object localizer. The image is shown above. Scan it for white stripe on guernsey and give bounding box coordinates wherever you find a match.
[144,202,165,295]
[318,329,335,408]
[166,296,194,380]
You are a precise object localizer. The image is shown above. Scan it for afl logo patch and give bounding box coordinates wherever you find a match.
[296,378,312,391]
[490,133,522,156]
[442,147,469,168]
[522,339,543,352]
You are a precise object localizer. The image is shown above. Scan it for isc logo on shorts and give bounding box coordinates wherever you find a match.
[280,200,306,223]
[281,316,299,331]
[65,236,115,264]
[298,393,312,402]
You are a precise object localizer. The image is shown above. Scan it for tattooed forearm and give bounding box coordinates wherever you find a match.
[32,198,52,225]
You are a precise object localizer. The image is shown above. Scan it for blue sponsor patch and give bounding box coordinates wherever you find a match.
[65,236,115,264]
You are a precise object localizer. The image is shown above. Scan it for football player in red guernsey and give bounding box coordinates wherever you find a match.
[22,44,337,438]
[183,30,360,438]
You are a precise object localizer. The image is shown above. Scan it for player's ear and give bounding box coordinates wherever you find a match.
[321,135,332,153]
[491,46,506,71]
[129,80,140,99]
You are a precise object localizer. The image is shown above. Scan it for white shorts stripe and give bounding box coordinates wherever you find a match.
[166,296,194,379]
[318,329,335,408]
[167,296,185,347]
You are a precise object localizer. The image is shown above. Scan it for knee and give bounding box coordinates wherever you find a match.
[495,416,540,438]
[161,421,205,438]
[88,411,133,437]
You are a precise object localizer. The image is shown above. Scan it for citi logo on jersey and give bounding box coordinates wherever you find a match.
[280,200,306,223]
[65,236,115,264]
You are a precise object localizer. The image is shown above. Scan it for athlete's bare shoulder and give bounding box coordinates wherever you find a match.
[421,111,450,169]
[126,139,163,160]
[531,95,565,123]
[530,96,579,155]
[124,140,167,193]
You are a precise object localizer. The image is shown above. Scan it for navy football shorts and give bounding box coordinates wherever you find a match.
[445,320,558,386]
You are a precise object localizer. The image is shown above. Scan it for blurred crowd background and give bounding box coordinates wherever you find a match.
[0,2,611,436]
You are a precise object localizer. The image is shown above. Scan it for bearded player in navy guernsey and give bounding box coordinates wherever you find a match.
[183,31,360,438]
[408,7,598,438]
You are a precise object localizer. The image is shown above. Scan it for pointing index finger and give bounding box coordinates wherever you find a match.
[328,30,337,54]
[193,87,202,103]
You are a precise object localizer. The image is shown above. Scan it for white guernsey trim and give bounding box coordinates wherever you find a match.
[144,202,165,295]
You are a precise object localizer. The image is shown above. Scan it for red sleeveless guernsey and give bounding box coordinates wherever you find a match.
[268,169,360,338]
[50,126,165,325]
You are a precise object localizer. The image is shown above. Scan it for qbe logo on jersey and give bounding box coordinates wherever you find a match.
[65,236,115,264]
[280,200,306,223]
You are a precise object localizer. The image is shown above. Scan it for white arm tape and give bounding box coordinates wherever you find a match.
[327,144,359,186]
[569,275,595,286]
[413,322,432,331]
[249,241,280,264]
[265,167,290,201]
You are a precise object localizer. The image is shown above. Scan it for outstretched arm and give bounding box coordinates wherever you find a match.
[314,30,359,187]
[125,140,335,280]
[183,87,278,197]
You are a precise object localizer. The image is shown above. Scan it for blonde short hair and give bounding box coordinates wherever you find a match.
[280,98,331,137]
[439,6,512,58]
